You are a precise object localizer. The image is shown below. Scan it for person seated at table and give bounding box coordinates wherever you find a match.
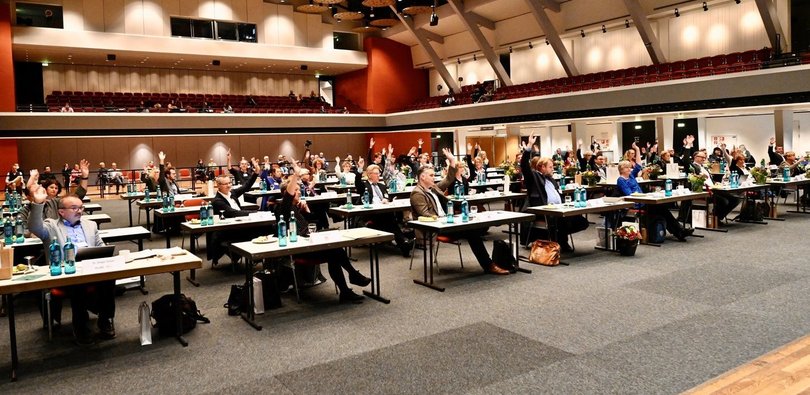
[410,148,509,275]
[464,143,488,184]
[619,143,693,241]
[227,150,258,204]
[730,153,750,177]
[335,157,360,185]
[207,158,260,265]
[108,163,125,194]
[141,165,160,193]
[448,160,471,195]
[576,140,597,171]
[687,150,740,223]
[594,155,608,180]
[355,164,414,257]
[21,161,90,223]
[40,165,58,184]
[157,152,181,196]
[277,162,371,303]
[96,162,109,195]
[520,134,588,251]
[257,165,283,211]
[768,137,786,166]
[779,150,802,176]
[311,158,328,182]
[194,159,208,183]
[27,185,115,345]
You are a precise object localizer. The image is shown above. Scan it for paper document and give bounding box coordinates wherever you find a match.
[342,228,383,240]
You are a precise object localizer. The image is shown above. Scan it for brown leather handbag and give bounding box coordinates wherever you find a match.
[529,240,560,266]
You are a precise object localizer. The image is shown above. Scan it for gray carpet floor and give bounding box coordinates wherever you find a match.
[0,197,808,394]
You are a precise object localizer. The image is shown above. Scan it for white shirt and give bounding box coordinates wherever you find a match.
[218,191,240,211]
[427,189,446,217]
[370,182,384,204]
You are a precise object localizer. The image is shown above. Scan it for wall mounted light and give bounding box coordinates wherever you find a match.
[508,46,513,53]
[544,38,548,45]
[601,25,606,33]
[674,8,680,17]
[529,41,534,48]
[625,19,630,28]
[580,29,585,38]
[703,2,708,11]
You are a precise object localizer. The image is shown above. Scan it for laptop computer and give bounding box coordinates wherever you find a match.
[76,245,116,262]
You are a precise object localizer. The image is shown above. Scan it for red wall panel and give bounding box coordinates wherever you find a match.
[0,2,15,112]
[0,139,19,191]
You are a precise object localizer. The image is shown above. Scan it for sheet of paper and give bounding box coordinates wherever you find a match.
[81,256,127,275]
[129,250,156,261]
[342,228,383,240]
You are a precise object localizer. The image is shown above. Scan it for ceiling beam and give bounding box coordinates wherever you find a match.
[447,0,512,87]
[537,0,560,13]
[417,28,444,44]
[391,6,460,93]
[754,0,788,52]
[381,0,501,39]
[523,0,579,77]
[467,12,495,30]
[622,0,667,64]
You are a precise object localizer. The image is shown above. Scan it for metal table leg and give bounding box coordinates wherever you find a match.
[172,272,188,347]
[5,294,18,381]
[240,258,262,331]
[363,244,390,303]
[186,234,200,287]
[414,231,444,291]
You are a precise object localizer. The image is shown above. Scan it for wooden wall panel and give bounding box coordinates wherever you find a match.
[104,0,125,33]
[76,138,105,168]
[83,0,105,32]
[103,138,130,168]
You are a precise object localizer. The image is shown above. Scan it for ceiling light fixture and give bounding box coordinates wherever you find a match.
[625,19,630,28]
[473,54,477,61]
[602,25,606,33]
[580,29,585,38]
[508,46,513,53]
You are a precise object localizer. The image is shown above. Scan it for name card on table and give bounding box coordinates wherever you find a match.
[667,164,680,177]
[80,256,127,275]
[174,194,193,201]
[587,198,606,207]
[248,212,275,221]
[321,191,338,197]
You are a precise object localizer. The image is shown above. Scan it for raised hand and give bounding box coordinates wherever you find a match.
[289,156,300,174]
[686,135,695,144]
[577,138,583,148]
[408,146,417,156]
[158,151,166,163]
[467,142,473,152]
[335,156,341,164]
[475,143,480,150]
[250,157,260,171]
[369,138,375,149]
[30,184,47,204]
[527,133,537,148]
[29,169,39,180]
[388,143,393,155]
[769,137,775,145]
[226,149,231,160]
[631,141,639,150]
[80,159,90,178]
[417,138,423,146]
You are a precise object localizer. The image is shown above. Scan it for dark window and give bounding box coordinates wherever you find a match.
[238,23,257,43]
[334,32,359,50]
[192,19,214,39]
[216,21,237,40]
[170,17,192,37]
[15,2,63,29]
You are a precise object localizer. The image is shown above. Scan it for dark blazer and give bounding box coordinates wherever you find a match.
[355,178,389,202]
[768,145,785,166]
[410,166,457,218]
[520,147,558,208]
[158,164,181,195]
[211,172,257,217]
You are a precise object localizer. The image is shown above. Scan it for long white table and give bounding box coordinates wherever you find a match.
[0,251,202,381]
[406,210,534,292]
[229,228,394,330]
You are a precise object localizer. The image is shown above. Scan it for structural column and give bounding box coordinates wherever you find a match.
[774,109,793,151]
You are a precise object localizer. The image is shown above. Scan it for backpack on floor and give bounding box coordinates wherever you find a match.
[152,294,210,336]
[647,216,666,244]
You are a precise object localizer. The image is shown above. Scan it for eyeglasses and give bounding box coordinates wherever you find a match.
[60,205,84,212]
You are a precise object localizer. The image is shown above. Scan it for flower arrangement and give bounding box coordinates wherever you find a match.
[499,160,517,179]
[750,166,769,184]
[580,169,599,186]
[615,224,641,241]
[400,165,411,177]
[563,164,579,177]
[688,173,707,192]
[645,164,662,180]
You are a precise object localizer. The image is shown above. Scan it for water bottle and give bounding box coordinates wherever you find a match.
[260,179,267,192]
[49,237,62,276]
[455,183,462,199]
[63,239,76,275]
[579,187,588,208]
[14,215,23,244]
[8,194,15,212]
[199,204,208,226]
[573,187,582,208]
[169,195,175,212]
[3,217,12,245]
[560,176,566,191]
[783,167,790,181]
[665,179,673,196]
[461,199,469,222]
[388,178,397,193]
[339,175,346,186]
[481,170,487,184]
[126,182,132,195]
[345,192,354,209]
[446,201,455,223]
[156,186,162,200]
[289,211,298,242]
[144,186,150,202]
[3,190,8,203]
[277,216,288,247]
[719,160,726,174]
[206,204,215,225]
[363,190,370,208]
[730,173,738,189]
[161,194,169,212]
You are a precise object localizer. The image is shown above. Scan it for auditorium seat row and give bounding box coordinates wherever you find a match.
[401,48,782,112]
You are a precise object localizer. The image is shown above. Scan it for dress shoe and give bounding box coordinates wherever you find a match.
[487,263,510,275]
[73,328,96,346]
[349,272,372,287]
[339,289,364,304]
[676,228,694,242]
[97,318,116,340]
[559,242,574,253]
[400,238,415,257]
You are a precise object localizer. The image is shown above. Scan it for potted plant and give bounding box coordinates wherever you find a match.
[614,224,641,256]
[645,164,662,180]
[499,160,517,180]
[750,166,768,184]
[581,169,599,187]
[688,173,707,192]
[563,164,578,178]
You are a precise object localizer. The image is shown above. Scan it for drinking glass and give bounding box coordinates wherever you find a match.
[470,206,478,218]
[307,223,317,235]
[564,196,572,207]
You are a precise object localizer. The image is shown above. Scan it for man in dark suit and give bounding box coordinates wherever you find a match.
[227,150,258,203]
[355,164,413,256]
[207,158,260,264]
[409,148,509,275]
[768,137,786,166]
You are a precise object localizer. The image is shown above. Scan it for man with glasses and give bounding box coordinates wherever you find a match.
[27,185,114,345]
[208,158,260,264]
[684,151,740,224]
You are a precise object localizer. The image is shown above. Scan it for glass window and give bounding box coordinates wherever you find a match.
[334,32,359,50]
[216,21,237,41]
[170,17,192,37]
[192,19,214,39]
[15,2,63,29]
[238,23,257,43]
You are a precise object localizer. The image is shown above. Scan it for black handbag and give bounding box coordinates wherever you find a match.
[224,284,247,316]
[254,271,283,310]
[491,239,517,273]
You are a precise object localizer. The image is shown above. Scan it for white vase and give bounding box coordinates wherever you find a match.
[502,174,510,194]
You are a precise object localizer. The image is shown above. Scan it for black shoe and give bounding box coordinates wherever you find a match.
[339,289,364,304]
[676,228,694,242]
[400,239,415,257]
[349,272,371,287]
[559,242,574,253]
[97,318,116,340]
[74,328,95,346]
